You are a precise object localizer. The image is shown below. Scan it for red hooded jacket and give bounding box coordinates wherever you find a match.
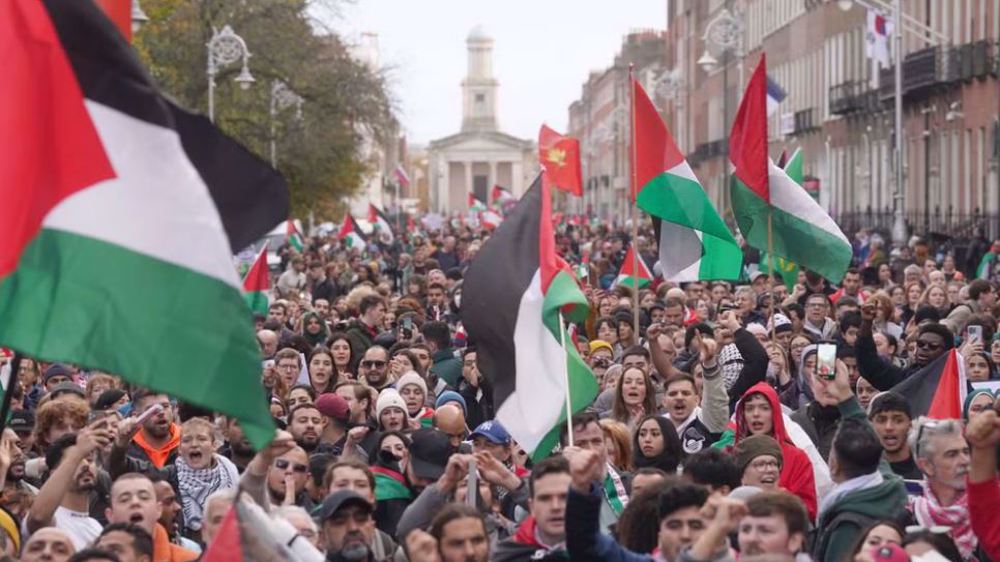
[732,382,817,519]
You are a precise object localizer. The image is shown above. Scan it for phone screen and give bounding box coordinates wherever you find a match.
[817,344,837,380]
[968,325,983,343]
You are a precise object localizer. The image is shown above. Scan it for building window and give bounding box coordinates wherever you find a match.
[475,93,485,103]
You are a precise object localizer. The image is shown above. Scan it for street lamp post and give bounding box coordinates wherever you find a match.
[837,0,951,245]
[698,7,745,89]
[269,80,304,168]
[206,25,255,123]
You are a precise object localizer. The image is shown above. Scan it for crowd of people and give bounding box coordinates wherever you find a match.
[1,220,1000,562]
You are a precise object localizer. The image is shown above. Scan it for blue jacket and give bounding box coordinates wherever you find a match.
[566,484,653,562]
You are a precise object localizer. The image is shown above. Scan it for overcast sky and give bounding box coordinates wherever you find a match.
[324,0,666,145]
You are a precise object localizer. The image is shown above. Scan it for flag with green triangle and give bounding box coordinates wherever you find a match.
[286,220,304,252]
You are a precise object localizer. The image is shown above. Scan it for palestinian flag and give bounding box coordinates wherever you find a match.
[890,349,969,419]
[760,150,802,290]
[286,220,304,252]
[372,466,412,502]
[539,124,583,196]
[614,245,653,289]
[462,175,599,459]
[729,55,851,283]
[368,203,394,243]
[337,214,367,249]
[480,210,503,230]
[630,78,741,282]
[491,184,515,208]
[1,0,284,449]
[202,497,293,562]
[242,244,270,316]
[468,193,487,212]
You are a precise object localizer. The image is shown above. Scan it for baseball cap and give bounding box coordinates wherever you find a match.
[409,428,455,481]
[469,420,511,445]
[750,271,770,283]
[315,393,350,424]
[315,490,372,521]
[48,382,85,400]
[7,411,33,435]
[589,340,613,355]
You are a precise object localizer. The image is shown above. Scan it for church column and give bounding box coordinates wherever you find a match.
[489,160,498,189]
[464,161,473,207]
[511,160,524,197]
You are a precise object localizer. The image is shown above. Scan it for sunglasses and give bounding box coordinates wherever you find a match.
[361,360,387,369]
[915,340,942,350]
[913,420,943,458]
[274,459,308,473]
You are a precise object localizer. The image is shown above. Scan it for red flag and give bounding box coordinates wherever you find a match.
[94,0,132,42]
[241,244,269,293]
[926,349,968,420]
[538,124,583,197]
[201,506,243,562]
[730,54,771,202]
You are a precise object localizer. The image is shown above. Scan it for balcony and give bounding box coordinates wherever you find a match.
[829,81,862,114]
[878,46,955,100]
[792,108,819,135]
[688,139,728,167]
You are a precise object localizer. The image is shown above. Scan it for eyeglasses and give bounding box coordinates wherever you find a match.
[361,360,387,369]
[274,459,308,473]
[277,364,298,371]
[749,459,780,470]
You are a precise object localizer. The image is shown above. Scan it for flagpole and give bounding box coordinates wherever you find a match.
[767,210,776,338]
[628,64,640,336]
[558,311,574,447]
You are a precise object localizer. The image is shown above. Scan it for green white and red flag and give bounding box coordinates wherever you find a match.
[1,0,285,449]
[337,214,367,249]
[630,78,741,281]
[286,220,304,252]
[462,174,599,459]
[729,55,851,282]
[241,244,270,316]
[614,244,653,289]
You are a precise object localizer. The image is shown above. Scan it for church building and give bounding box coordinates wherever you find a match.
[428,26,535,213]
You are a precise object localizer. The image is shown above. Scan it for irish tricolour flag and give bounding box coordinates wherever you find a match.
[462,175,599,459]
[729,55,851,283]
[1,0,285,449]
[338,214,368,249]
[630,78,741,282]
[614,245,653,289]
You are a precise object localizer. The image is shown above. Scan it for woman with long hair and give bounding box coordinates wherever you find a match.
[593,316,619,348]
[632,415,683,474]
[918,284,950,317]
[846,520,905,561]
[598,419,633,473]
[869,292,903,339]
[966,351,997,383]
[389,348,425,379]
[899,281,925,327]
[609,366,657,430]
[326,332,355,380]
[307,346,337,394]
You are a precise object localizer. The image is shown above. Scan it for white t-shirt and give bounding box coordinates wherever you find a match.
[52,506,102,550]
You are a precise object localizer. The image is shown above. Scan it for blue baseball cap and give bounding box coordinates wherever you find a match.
[470,420,511,445]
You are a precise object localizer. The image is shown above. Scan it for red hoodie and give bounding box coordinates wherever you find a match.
[733,382,818,519]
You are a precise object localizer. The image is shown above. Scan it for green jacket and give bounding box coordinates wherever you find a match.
[431,348,463,387]
[812,398,908,562]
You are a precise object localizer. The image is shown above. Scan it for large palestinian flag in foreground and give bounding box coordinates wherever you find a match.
[890,348,970,419]
[462,175,599,459]
[630,78,741,282]
[1,0,285,449]
[729,55,851,283]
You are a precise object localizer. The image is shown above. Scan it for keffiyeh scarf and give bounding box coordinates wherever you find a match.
[176,454,238,531]
[909,484,976,560]
[603,463,629,515]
